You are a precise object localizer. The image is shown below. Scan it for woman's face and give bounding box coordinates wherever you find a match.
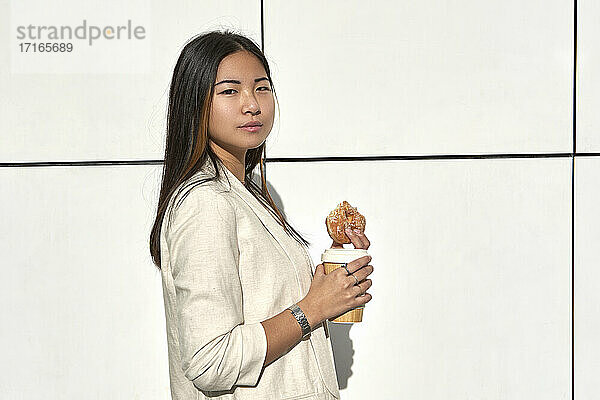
[208,51,275,161]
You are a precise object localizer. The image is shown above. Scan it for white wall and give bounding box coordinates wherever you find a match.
[1,0,594,399]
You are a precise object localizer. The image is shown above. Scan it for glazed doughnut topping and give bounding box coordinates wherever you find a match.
[325,200,366,244]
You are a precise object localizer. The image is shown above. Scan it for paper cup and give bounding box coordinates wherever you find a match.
[321,248,370,323]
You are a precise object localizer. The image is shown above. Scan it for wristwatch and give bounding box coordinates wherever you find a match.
[288,303,312,339]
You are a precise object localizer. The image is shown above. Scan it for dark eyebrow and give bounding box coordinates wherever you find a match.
[214,77,270,87]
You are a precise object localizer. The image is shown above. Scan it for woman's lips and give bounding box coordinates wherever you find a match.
[238,125,262,132]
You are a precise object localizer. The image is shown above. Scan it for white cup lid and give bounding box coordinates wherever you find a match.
[321,248,369,263]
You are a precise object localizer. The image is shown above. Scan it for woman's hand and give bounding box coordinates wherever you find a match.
[301,254,374,326]
[330,227,370,250]
[298,228,374,328]
[299,227,373,326]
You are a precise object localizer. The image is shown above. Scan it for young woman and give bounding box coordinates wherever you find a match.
[149,30,374,400]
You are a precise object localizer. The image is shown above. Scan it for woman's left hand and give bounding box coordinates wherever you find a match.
[331,227,370,250]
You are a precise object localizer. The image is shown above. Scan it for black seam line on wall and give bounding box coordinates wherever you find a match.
[267,153,575,162]
[260,0,264,53]
[0,152,594,168]
[572,0,577,398]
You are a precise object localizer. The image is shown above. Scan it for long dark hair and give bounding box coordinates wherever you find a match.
[149,30,311,270]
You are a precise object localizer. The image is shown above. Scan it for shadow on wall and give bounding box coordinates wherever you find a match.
[328,323,355,390]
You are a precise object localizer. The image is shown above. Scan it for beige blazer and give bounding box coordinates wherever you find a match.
[159,158,341,400]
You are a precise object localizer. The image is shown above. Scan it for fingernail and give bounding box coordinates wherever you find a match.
[345,227,352,234]
[353,229,361,234]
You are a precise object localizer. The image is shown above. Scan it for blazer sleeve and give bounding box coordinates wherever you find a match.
[165,187,268,392]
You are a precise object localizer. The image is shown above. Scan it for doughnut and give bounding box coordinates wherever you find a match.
[325,201,366,244]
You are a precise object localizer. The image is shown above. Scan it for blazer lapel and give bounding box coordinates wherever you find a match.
[195,159,308,296]
[218,163,308,295]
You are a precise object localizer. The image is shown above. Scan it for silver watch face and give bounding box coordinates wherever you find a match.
[290,305,311,338]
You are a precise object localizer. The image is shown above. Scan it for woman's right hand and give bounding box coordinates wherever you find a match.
[302,255,374,325]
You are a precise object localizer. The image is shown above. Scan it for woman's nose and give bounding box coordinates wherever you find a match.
[241,91,260,114]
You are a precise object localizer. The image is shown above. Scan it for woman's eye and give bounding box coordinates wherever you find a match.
[220,87,271,95]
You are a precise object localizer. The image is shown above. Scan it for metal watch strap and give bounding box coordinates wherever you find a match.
[288,303,311,339]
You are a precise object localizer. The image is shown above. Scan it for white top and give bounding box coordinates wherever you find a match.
[159,157,340,400]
